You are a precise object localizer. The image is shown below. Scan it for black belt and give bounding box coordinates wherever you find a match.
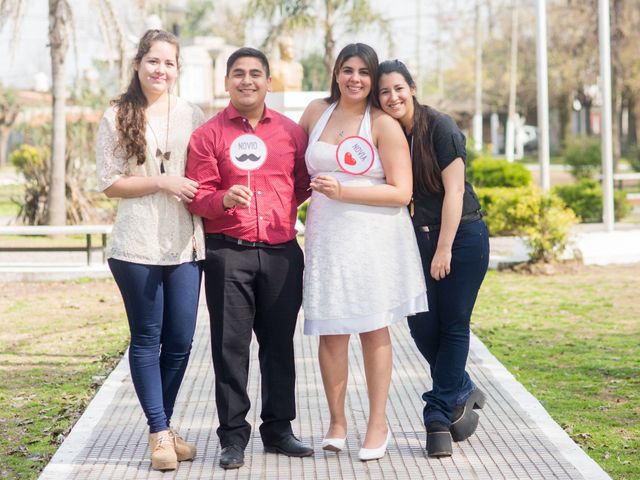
[417,210,484,233]
[206,233,288,249]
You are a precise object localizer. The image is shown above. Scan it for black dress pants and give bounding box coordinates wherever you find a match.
[203,236,303,449]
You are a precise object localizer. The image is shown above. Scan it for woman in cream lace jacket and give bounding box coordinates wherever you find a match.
[96,29,204,472]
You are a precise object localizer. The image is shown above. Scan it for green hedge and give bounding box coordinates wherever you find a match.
[627,145,640,173]
[467,157,532,188]
[562,136,601,179]
[297,200,309,225]
[553,179,632,222]
[477,186,578,263]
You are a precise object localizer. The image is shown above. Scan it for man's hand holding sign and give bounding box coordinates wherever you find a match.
[223,134,268,211]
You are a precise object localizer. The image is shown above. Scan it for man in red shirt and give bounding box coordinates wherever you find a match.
[186,47,311,469]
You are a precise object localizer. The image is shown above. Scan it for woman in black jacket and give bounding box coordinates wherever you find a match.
[376,59,490,458]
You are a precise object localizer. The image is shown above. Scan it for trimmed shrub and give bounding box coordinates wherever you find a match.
[554,179,632,222]
[466,136,479,166]
[297,199,309,225]
[476,186,578,263]
[563,136,601,179]
[627,145,640,172]
[9,144,49,225]
[467,157,532,188]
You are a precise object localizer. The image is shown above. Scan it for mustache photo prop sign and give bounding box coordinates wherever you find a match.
[229,134,268,213]
[230,135,268,171]
[335,136,375,175]
[235,153,262,163]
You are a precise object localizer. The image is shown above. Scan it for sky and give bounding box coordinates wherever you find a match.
[0,0,478,91]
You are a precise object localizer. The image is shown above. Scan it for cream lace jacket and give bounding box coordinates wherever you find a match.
[96,96,206,265]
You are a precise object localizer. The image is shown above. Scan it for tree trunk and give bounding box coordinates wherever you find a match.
[631,92,640,149]
[0,127,10,168]
[47,0,69,226]
[505,0,519,162]
[556,91,571,147]
[322,0,335,89]
[611,75,621,171]
[610,0,623,171]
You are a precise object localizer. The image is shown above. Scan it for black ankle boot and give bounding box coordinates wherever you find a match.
[450,388,485,442]
[426,422,452,457]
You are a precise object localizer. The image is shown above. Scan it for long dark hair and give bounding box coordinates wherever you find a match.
[376,60,441,194]
[327,43,379,104]
[112,29,180,165]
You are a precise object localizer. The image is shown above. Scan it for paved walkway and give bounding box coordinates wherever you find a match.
[39,302,611,480]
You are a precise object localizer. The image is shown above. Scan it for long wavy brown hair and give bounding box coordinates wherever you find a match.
[111,29,180,165]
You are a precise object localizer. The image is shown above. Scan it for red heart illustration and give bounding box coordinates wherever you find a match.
[344,151,356,166]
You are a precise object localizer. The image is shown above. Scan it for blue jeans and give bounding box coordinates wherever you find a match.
[407,219,489,427]
[108,258,201,433]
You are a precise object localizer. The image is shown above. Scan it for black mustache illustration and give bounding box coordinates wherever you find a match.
[235,154,262,162]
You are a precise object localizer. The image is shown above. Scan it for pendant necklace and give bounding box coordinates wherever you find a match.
[147,96,171,174]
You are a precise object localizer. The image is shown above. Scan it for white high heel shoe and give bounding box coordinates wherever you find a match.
[321,436,346,452]
[358,429,391,461]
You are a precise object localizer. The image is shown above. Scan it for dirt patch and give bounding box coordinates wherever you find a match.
[505,260,640,278]
[0,279,126,359]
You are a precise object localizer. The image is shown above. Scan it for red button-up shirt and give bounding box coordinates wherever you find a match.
[186,103,310,244]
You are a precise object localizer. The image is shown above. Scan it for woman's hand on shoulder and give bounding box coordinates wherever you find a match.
[298,98,330,134]
[372,111,413,205]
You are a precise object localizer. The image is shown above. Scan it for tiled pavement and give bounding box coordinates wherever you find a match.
[39,303,611,480]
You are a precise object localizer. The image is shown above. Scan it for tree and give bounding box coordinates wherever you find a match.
[301,52,328,91]
[0,85,20,168]
[0,0,128,224]
[46,0,72,225]
[246,0,392,87]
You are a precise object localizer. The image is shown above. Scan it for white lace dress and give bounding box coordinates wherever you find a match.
[96,96,206,265]
[303,103,428,335]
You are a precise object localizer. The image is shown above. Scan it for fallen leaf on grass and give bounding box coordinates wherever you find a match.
[8,445,28,455]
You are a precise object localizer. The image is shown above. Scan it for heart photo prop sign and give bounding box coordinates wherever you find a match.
[335,136,375,175]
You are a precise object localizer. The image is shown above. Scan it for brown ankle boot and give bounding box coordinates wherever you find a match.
[169,428,197,461]
[149,430,177,471]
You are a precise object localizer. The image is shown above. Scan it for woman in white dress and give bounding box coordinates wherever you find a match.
[299,43,428,461]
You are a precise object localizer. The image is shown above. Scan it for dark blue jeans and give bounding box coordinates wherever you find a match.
[408,219,489,427]
[109,258,201,433]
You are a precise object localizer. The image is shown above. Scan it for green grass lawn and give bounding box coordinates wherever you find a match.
[0,183,23,218]
[473,265,639,480]
[0,279,128,480]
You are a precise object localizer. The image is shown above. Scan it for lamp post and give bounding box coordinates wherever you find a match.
[166,0,187,96]
[599,0,614,232]
[535,0,550,191]
[166,0,187,38]
[473,0,483,152]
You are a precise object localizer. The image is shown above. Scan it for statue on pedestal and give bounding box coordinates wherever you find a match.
[270,36,304,92]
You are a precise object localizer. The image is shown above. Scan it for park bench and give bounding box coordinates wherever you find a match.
[612,172,640,189]
[597,172,640,189]
[0,225,112,266]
